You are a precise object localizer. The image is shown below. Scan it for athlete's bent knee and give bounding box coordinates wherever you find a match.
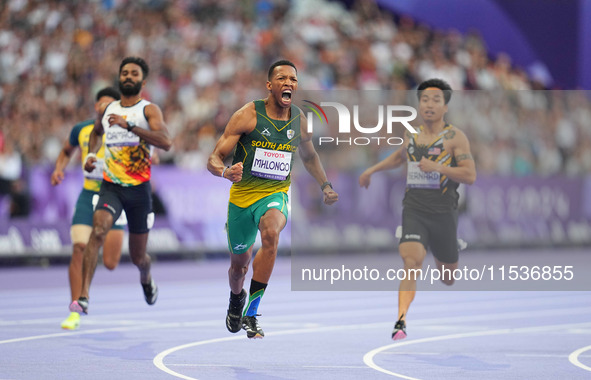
[73,243,85,256]
[402,256,424,270]
[91,224,110,242]
[130,254,148,267]
[229,263,247,280]
[260,228,279,250]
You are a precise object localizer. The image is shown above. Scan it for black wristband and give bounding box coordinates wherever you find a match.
[321,181,332,191]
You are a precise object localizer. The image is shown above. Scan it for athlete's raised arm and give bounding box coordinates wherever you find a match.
[208,102,257,183]
[298,111,338,205]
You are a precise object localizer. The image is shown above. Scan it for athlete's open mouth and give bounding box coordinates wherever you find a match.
[282,90,292,101]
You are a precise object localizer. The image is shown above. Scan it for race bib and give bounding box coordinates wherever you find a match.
[251,148,292,180]
[407,161,440,189]
[105,126,140,147]
[84,158,105,180]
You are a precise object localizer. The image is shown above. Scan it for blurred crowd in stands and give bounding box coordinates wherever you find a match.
[1,0,589,210]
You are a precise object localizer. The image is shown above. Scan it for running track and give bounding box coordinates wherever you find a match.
[1,252,590,380]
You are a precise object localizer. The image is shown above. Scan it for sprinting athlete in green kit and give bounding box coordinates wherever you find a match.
[208,60,339,339]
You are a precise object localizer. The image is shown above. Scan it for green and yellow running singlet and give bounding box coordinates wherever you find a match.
[229,100,301,208]
[69,119,108,192]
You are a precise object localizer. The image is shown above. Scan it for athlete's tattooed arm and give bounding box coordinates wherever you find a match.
[437,128,477,185]
[443,129,456,140]
[455,153,473,162]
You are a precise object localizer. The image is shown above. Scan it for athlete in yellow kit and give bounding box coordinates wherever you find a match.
[51,87,125,330]
[359,78,476,340]
[208,60,339,339]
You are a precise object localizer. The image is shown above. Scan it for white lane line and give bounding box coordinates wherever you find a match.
[4,303,590,345]
[303,365,368,369]
[0,318,151,326]
[0,324,168,345]
[508,353,591,358]
[4,303,591,348]
[380,352,446,355]
[0,320,219,345]
[569,345,591,372]
[166,364,369,369]
[153,323,383,380]
[153,321,591,380]
[8,302,585,328]
[381,352,591,358]
[363,321,591,379]
[168,364,235,367]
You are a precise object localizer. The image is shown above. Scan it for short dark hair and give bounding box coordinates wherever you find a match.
[95,87,120,101]
[268,59,297,80]
[119,56,149,79]
[417,78,452,104]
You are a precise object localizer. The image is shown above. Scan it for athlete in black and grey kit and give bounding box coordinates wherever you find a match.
[359,78,476,340]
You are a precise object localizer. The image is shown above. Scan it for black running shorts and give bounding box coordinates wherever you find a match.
[96,180,153,234]
[399,207,459,264]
